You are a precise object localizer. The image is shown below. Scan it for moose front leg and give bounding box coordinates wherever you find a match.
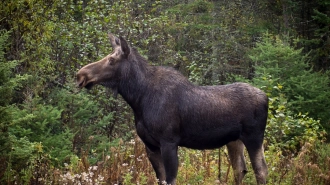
[145,146,166,184]
[160,142,179,185]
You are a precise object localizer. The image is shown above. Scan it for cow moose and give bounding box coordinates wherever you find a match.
[76,34,268,185]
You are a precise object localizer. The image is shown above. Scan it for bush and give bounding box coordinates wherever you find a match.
[0,30,31,183]
[250,33,330,129]
[255,75,326,153]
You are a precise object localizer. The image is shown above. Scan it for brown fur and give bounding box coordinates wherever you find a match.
[76,34,268,184]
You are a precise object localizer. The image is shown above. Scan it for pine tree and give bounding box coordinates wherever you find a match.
[0,30,30,181]
[250,33,330,130]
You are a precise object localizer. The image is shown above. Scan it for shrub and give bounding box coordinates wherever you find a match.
[255,75,326,153]
[250,33,330,129]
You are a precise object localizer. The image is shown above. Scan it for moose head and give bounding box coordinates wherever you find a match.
[76,34,130,90]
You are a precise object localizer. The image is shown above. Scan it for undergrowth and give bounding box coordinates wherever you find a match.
[4,133,329,185]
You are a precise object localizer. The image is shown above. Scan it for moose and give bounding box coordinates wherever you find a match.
[76,34,268,185]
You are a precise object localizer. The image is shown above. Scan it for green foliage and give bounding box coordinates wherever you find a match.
[257,77,326,152]
[250,33,330,127]
[123,172,134,185]
[299,0,330,70]
[0,31,29,105]
[0,30,31,183]
[177,149,217,184]
[1,0,330,184]
[47,87,113,164]
[3,136,45,184]
[3,96,70,183]
[167,0,213,16]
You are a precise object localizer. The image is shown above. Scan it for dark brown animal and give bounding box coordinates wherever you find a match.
[76,34,268,185]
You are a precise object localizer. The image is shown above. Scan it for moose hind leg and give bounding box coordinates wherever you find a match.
[227,140,247,185]
[146,146,166,184]
[243,139,268,184]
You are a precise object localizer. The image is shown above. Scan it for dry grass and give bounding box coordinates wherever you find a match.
[16,135,330,185]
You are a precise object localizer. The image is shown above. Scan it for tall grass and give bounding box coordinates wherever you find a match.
[47,135,329,185]
[7,134,330,185]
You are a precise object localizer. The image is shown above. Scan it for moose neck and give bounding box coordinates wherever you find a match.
[116,54,150,111]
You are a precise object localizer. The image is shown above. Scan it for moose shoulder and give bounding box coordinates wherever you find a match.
[76,34,268,185]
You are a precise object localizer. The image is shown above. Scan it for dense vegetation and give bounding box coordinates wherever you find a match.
[1,0,329,184]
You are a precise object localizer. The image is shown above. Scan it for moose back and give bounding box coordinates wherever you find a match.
[76,34,268,185]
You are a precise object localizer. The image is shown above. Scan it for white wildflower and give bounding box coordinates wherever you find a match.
[129,139,135,145]
[98,174,104,181]
[81,172,88,181]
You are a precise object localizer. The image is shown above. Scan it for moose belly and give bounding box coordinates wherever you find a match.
[179,126,241,150]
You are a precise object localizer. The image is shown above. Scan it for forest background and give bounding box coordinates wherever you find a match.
[1,0,330,184]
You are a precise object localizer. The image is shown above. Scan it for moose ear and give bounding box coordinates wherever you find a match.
[119,36,130,58]
[108,33,120,49]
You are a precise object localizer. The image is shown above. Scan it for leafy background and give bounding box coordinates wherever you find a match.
[0,0,329,184]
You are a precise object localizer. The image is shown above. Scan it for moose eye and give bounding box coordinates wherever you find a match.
[108,58,115,65]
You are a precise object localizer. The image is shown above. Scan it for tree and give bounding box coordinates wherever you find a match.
[0,29,30,182]
[250,33,330,130]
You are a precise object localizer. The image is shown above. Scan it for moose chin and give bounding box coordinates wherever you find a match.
[76,34,268,185]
